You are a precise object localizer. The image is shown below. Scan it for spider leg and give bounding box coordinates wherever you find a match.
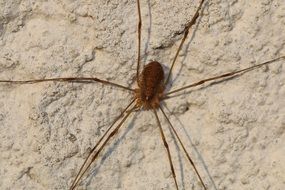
[70,101,136,189]
[165,0,205,85]
[153,109,179,190]
[136,0,142,84]
[159,105,207,189]
[0,77,134,92]
[165,56,285,97]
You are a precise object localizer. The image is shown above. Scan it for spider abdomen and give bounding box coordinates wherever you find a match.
[137,61,165,109]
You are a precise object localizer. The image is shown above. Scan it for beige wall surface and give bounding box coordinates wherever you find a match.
[0,0,284,189]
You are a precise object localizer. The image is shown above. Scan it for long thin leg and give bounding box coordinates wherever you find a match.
[153,109,179,190]
[159,105,207,190]
[165,56,285,97]
[136,0,142,83]
[69,99,135,189]
[165,0,205,85]
[0,77,134,92]
[70,105,136,190]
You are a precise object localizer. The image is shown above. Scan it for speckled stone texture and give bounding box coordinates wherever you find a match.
[0,0,284,189]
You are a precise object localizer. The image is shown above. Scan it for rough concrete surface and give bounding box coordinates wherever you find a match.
[0,0,284,190]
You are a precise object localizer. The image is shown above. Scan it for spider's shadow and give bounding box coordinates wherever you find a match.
[167,73,243,100]
[170,0,236,88]
[162,73,253,190]
[167,1,209,89]
[82,0,216,188]
[82,107,138,187]
[166,114,188,190]
[134,0,208,89]
[142,0,152,66]
[163,102,218,190]
[126,1,217,189]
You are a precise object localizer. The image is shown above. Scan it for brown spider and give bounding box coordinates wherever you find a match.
[0,0,284,189]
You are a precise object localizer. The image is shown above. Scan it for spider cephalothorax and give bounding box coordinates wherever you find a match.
[1,0,284,189]
[135,61,165,110]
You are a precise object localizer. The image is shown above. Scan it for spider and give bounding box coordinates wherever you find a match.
[0,0,284,189]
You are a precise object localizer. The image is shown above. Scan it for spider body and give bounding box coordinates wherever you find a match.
[135,61,165,110]
[0,0,284,189]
